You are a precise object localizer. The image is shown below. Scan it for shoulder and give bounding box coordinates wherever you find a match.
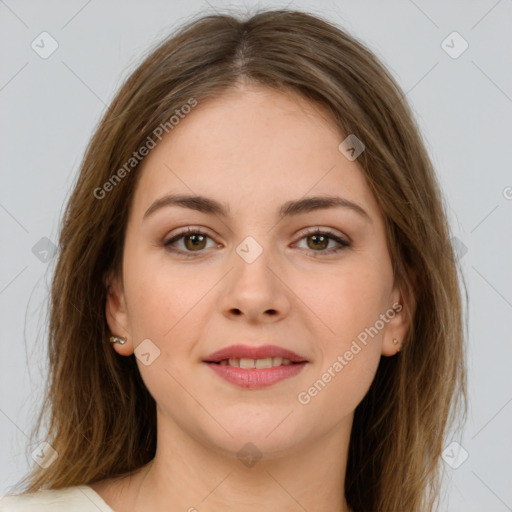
[0,485,114,512]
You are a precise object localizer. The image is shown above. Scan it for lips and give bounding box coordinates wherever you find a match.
[203,344,309,389]
[204,344,308,363]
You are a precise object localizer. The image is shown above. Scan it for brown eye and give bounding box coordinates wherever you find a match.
[295,228,350,256]
[182,233,207,251]
[164,228,215,256]
[307,233,330,250]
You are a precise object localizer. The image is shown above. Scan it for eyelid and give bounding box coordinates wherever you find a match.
[294,226,350,244]
[165,225,212,238]
[291,227,351,257]
[164,226,349,244]
[163,225,351,256]
[163,226,216,246]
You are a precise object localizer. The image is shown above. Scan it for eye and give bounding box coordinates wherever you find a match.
[293,228,351,257]
[163,227,351,258]
[164,227,217,256]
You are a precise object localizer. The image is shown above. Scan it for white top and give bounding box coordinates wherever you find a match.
[0,485,114,511]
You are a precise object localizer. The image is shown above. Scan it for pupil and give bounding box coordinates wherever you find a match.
[310,234,327,250]
[186,234,205,250]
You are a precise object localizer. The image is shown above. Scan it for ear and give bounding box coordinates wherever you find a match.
[105,270,134,356]
[381,279,415,357]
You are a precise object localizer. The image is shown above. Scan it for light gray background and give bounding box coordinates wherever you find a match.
[1,1,511,510]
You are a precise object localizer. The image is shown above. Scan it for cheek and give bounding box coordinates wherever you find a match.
[298,268,386,375]
[125,274,197,340]
[295,258,390,408]
[124,269,173,339]
[295,344,381,437]
[304,259,392,345]
[123,249,222,348]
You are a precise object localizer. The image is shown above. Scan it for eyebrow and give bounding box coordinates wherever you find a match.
[143,193,371,222]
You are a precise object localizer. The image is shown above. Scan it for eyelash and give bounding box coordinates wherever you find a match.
[163,227,350,258]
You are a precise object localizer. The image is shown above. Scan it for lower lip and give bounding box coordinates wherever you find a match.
[204,362,307,389]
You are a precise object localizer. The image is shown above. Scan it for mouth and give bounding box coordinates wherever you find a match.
[203,344,309,389]
[207,357,302,368]
[204,343,308,364]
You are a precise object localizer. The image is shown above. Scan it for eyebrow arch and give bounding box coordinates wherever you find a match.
[143,193,371,222]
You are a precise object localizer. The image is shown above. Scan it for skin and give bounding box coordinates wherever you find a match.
[91,83,410,512]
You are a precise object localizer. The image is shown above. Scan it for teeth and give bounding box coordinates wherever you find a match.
[240,358,254,369]
[219,357,294,368]
[255,358,272,369]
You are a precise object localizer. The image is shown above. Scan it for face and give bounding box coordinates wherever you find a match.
[106,83,409,459]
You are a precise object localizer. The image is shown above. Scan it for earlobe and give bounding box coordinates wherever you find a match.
[105,272,134,355]
[382,285,414,357]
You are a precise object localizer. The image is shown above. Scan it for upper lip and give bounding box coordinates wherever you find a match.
[204,344,308,363]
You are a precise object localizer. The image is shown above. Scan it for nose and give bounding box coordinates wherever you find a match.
[218,239,291,324]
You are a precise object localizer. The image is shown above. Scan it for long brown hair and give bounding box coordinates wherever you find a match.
[13,7,467,511]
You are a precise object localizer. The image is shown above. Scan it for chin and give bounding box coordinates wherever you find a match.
[205,430,306,464]
[196,410,311,459]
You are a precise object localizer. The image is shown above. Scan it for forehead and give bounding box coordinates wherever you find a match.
[130,84,382,223]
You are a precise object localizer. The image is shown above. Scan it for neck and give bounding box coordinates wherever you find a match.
[122,407,355,512]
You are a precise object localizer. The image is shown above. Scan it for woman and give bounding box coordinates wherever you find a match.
[1,7,467,512]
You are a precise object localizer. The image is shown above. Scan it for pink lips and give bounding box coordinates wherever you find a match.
[204,344,307,363]
[203,344,308,389]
